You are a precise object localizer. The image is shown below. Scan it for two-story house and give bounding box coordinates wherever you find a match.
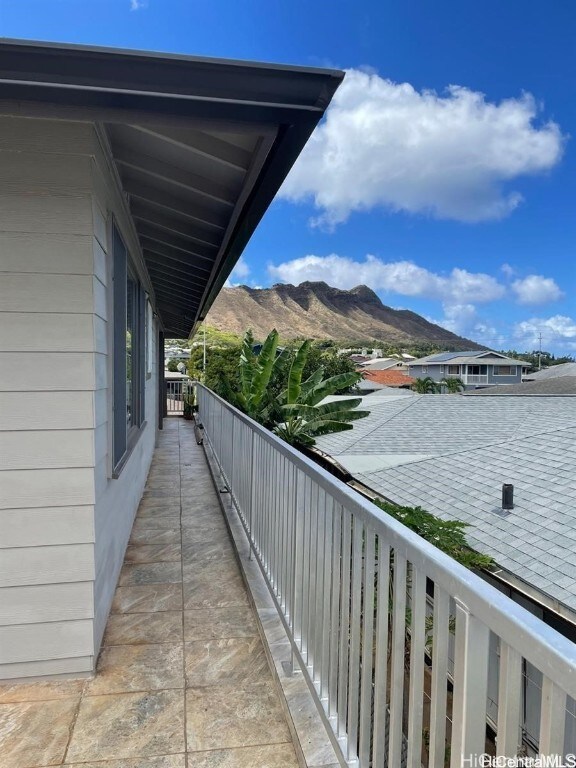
[409,350,529,388]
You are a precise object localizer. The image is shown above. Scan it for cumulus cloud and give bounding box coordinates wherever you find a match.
[268,253,505,304]
[514,315,576,349]
[280,70,565,227]
[511,274,564,305]
[224,257,250,287]
[130,0,148,10]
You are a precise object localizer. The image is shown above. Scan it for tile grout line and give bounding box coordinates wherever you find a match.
[60,677,89,765]
[177,419,190,768]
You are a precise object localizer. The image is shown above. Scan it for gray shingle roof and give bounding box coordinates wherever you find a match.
[316,395,576,612]
[526,363,576,380]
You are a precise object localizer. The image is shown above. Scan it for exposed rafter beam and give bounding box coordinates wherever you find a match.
[147,272,205,302]
[123,179,227,230]
[143,250,213,283]
[130,205,221,250]
[131,124,252,172]
[141,238,212,272]
[136,223,216,263]
[113,144,238,207]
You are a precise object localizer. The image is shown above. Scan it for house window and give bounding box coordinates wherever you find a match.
[447,364,460,375]
[113,224,145,471]
[422,366,428,373]
[467,365,487,376]
[493,365,516,376]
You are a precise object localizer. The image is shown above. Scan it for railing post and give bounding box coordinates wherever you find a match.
[450,601,490,768]
[248,430,256,560]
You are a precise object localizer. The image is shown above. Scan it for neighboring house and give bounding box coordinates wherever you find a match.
[358,356,404,370]
[409,350,529,388]
[315,391,576,751]
[0,39,342,681]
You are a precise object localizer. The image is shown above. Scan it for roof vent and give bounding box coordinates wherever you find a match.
[502,483,514,511]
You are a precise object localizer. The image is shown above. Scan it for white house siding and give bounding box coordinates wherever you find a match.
[0,116,98,679]
[89,138,158,654]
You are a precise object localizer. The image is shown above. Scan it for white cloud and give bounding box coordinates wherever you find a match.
[224,257,250,287]
[280,69,565,227]
[268,253,505,304]
[501,263,516,277]
[514,315,576,349]
[130,0,147,10]
[511,274,564,305]
[231,256,250,280]
[427,303,505,346]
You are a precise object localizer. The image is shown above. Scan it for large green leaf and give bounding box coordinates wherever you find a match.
[287,340,311,404]
[299,367,325,401]
[303,371,361,405]
[313,398,363,416]
[305,410,370,431]
[249,329,279,406]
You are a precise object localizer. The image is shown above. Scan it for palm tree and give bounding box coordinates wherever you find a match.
[411,376,439,394]
[439,377,465,394]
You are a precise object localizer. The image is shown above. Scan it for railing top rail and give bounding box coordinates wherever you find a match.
[196,383,576,696]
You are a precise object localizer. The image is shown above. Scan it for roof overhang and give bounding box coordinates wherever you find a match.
[0,39,343,337]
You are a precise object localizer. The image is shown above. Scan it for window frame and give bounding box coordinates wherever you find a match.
[112,222,146,474]
[493,365,517,377]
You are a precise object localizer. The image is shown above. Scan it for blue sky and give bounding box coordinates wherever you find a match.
[1,1,574,352]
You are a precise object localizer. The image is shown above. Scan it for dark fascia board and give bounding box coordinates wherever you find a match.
[0,38,344,118]
[0,38,344,337]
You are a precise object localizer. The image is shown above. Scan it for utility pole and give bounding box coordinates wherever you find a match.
[538,331,542,370]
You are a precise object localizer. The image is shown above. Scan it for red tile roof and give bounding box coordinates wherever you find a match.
[360,369,415,387]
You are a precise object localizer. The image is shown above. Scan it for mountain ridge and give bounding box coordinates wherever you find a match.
[205,281,483,349]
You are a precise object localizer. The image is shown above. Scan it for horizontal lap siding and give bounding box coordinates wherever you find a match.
[0,116,99,679]
[90,149,158,654]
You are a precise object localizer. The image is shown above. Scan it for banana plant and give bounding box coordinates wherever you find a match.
[273,339,369,447]
[231,329,289,425]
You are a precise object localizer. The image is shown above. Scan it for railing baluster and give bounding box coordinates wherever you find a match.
[337,508,352,742]
[328,502,342,720]
[406,566,426,768]
[359,528,376,767]
[372,540,390,768]
[301,475,312,665]
[428,585,449,768]
[496,641,522,757]
[347,516,364,762]
[450,603,490,768]
[540,677,567,758]
[320,494,334,703]
[388,550,407,768]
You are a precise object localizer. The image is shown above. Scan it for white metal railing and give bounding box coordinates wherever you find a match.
[165,377,190,413]
[196,384,576,767]
[465,374,489,385]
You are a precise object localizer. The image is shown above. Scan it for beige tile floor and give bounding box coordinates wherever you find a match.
[0,418,300,768]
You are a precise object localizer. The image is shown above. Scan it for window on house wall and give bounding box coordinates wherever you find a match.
[113,224,145,471]
[493,365,516,376]
[422,366,428,373]
[145,298,154,378]
[447,364,460,375]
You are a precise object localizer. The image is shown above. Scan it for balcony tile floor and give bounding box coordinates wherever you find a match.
[0,418,300,768]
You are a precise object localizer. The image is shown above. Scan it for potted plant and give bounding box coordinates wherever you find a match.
[182,387,195,420]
